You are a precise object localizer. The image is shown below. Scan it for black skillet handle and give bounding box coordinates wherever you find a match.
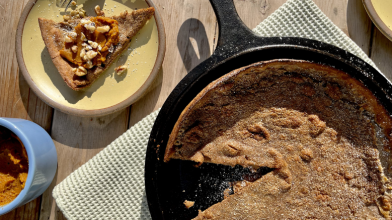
[209,0,259,57]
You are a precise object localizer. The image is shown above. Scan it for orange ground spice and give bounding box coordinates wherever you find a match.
[0,127,29,206]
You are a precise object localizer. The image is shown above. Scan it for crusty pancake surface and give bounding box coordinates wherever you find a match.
[38,7,154,91]
[165,60,392,219]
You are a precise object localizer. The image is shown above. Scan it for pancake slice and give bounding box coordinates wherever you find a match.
[38,7,154,91]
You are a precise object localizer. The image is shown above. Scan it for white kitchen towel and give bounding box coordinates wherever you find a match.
[52,0,379,219]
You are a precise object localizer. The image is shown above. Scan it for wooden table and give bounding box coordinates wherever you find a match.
[1,0,391,219]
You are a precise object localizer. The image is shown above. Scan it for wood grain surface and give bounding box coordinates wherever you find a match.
[0,0,386,219]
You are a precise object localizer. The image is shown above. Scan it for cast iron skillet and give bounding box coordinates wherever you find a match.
[145,0,392,219]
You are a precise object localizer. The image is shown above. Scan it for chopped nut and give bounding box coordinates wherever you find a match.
[63,15,70,21]
[81,33,86,41]
[71,45,78,53]
[70,10,78,16]
[82,42,87,47]
[86,50,98,59]
[95,5,105,16]
[64,35,74,43]
[80,49,86,58]
[85,60,93,69]
[74,66,87,76]
[98,45,102,51]
[71,1,77,6]
[96,25,110,33]
[74,14,80,19]
[68,32,77,38]
[114,65,127,75]
[94,5,100,12]
[85,23,96,32]
[81,19,91,25]
[86,45,92,51]
[83,55,88,61]
[88,40,98,49]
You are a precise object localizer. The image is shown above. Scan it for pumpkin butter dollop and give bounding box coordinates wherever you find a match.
[60,16,120,70]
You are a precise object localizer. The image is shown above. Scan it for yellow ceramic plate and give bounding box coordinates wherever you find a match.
[363,0,392,41]
[16,0,165,117]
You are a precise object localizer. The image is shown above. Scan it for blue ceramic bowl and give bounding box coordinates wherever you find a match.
[0,118,57,216]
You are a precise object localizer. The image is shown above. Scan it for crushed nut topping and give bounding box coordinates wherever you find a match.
[88,40,99,49]
[96,25,110,33]
[86,60,93,69]
[63,15,70,21]
[73,66,87,76]
[80,32,86,41]
[59,14,120,73]
[80,19,91,25]
[71,45,78,53]
[80,49,86,58]
[68,32,77,38]
[84,23,96,32]
[114,65,127,75]
[86,50,98,60]
[64,7,86,21]
[64,35,74,43]
[95,5,105,16]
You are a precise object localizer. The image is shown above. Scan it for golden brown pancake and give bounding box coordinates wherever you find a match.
[165,60,392,219]
[38,8,154,91]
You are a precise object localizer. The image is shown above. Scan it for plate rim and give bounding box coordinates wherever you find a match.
[363,0,392,42]
[15,0,166,117]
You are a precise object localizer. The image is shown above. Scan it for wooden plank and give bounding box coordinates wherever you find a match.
[39,109,130,220]
[370,27,392,80]
[0,0,54,219]
[344,0,373,54]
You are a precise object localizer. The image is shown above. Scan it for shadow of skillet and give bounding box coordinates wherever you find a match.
[41,0,154,104]
[178,18,212,72]
[346,0,373,54]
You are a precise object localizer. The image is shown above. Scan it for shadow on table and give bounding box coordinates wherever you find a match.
[177,18,212,72]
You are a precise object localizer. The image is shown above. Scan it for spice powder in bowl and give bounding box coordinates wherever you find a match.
[0,126,29,206]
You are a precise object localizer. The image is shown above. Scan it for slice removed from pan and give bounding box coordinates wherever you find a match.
[165,60,392,219]
[38,7,155,90]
